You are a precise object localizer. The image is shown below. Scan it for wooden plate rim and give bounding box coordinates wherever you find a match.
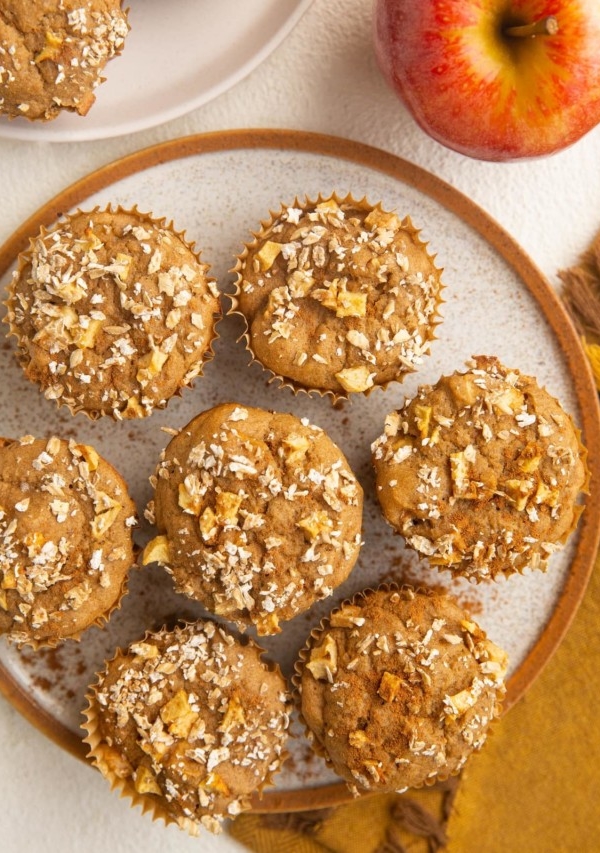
[0,128,598,813]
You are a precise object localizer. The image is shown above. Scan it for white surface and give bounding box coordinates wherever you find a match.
[0,0,600,850]
[0,0,313,141]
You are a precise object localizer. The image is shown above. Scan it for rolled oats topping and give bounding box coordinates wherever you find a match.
[6,208,221,419]
[372,356,589,581]
[231,194,444,398]
[0,0,129,121]
[143,403,363,635]
[0,435,136,646]
[296,586,507,794]
[84,621,291,835]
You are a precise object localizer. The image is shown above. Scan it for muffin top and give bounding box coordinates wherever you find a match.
[0,0,128,121]
[296,586,507,794]
[0,435,136,646]
[232,195,443,397]
[6,208,220,419]
[85,621,291,834]
[144,403,363,635]
[372,356,588,581]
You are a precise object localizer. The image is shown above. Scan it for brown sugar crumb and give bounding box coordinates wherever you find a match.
[296,586,507,794]
[84,621,291,834]
[6,208,220,419]
[231,194,444,398]
[143,403,363,635]
[372,356,589,581]
[0,1,129,121]
[0,434,136,646]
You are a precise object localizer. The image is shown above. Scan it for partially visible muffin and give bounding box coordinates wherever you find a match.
[231,194,443,399]
[143,402,363,635]
[83,621,291,835]
[0,435,136,647]
[372,356,589,581]
[0,0,129,121]
[295,586,508,794]
[6,207,220,419]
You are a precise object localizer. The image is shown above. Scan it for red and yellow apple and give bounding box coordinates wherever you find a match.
[373,0,600,161]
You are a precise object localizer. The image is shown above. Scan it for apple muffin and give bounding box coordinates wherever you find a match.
[0,434,137,647]
[0,0,129,121]
[231,194,443,399]
[295,585,508,794]
[143,402,363,635]
[372,356,589,581]
[6,207,221,419]
[83,620,291,834]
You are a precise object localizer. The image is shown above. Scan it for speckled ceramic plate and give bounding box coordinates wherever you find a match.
[0,0,313,142]
[0,130,598,813]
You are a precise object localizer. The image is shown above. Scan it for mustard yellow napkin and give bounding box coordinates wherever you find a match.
[230,781,457,852]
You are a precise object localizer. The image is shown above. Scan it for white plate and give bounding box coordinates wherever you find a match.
[0,1,313,142]
[0,130,597,812]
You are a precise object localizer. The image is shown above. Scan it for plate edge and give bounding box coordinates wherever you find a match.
[0,127,598,812]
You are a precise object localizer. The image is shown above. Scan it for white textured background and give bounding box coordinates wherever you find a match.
[1,1,600,851]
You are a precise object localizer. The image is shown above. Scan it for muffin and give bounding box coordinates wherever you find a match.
[0,435,136,647]
[6,207,220,419]
[143,402,363,635]
[83,620,291,835]
[295,585,508,794]
[231,194,443,399]
[0,0,129,121]
[372,356,589,581]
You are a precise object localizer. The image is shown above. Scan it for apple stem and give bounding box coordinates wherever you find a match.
[504,16,559,38]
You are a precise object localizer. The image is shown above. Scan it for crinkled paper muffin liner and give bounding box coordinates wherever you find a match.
[141,401,364,636]
[0,435,138,650]
[228,192,444,405]
[293,583,506,795]
[4,205,221,421]
[372,358,591,584]
[82,621,290,836]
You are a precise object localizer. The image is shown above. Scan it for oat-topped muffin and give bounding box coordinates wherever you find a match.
[295,586,507,794]
[83,621,291,835]
[0,435,136,647]
[143,403,363,635]
[231,194,443,398]
[6,208,220,419]
[0,0,129,121]
[372,356,589,581]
